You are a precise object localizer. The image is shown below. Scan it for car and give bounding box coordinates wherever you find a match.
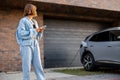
[80,27,120,71]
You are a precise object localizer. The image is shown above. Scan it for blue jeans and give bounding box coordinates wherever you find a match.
[20,40,45,80]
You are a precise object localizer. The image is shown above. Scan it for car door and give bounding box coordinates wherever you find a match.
[108,30,120,62]
[88,31,112,61]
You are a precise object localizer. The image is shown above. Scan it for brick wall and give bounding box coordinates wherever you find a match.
[0,9,44,72]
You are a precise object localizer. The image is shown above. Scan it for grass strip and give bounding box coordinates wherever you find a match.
[54,68,120,76]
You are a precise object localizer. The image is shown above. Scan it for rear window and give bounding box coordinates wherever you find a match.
[110,30,120,41]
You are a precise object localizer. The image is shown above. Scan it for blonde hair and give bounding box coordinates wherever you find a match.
[24,4,37,16]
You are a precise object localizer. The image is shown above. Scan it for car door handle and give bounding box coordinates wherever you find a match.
[108,46,112,47]
[90,45,93,47]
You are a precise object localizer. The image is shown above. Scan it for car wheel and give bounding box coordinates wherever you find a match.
[82,53,96,71]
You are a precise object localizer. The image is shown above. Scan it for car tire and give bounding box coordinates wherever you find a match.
[82,52,96,71]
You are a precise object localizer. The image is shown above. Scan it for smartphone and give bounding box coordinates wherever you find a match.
[43,25,47,29]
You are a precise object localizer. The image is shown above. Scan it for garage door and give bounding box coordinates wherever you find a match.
[44,19,108,68]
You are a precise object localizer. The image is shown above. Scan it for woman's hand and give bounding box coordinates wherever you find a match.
[36,27,44,32]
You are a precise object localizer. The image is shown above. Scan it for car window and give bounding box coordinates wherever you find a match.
[89,31,110,42]
[110,30,120,41]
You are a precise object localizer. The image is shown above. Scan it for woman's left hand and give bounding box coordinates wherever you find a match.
[36,27,44,32]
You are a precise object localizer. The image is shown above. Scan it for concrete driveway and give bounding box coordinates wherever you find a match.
[52,74,120,80]
[0,68,120,80]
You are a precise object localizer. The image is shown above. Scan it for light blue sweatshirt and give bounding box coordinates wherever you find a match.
[16,17,42,46]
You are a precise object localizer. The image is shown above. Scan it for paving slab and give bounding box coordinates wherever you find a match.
[52,74,120,80]
[0,71,75,80]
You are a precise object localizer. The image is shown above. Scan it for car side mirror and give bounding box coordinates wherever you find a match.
[117,36,120,39]
[81,41,87,47]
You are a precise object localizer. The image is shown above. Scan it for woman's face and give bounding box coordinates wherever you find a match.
[29,10,37,18]
[24,4,38,17]
[34,10,37,17]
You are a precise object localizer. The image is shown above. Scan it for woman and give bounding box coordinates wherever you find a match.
[16,4,45,80]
